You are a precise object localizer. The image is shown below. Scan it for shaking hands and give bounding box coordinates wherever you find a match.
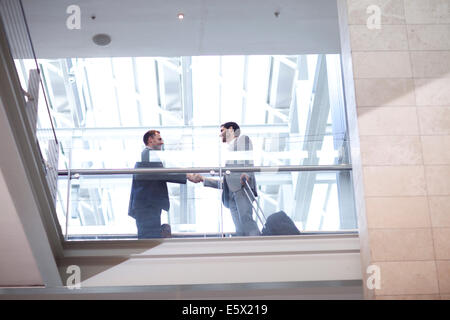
[187,173,249,184]
[187,173,204,183]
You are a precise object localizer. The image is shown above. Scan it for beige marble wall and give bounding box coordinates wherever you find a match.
[339,0,450,299]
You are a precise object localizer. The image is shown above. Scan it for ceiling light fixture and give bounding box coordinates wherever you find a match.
[177,13,184,20]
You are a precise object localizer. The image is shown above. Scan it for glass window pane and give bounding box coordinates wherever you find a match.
[29,54,357,240]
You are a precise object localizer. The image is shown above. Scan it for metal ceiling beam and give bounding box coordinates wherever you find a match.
[292,55,331,224]
[41,123,290,139]
[241,56,249,124]
[180,56,195,224]
[181,56,193,126]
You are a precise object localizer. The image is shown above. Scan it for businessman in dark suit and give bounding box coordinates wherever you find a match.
[128,130,198,239]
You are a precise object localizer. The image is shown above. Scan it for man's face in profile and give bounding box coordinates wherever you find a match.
[220,126,234,143]
[147,133,164,150]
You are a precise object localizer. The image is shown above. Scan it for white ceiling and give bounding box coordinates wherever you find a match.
[21,0,341,58]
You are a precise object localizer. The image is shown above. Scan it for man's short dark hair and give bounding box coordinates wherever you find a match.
[143,130,160,145]
[221,122,240,137]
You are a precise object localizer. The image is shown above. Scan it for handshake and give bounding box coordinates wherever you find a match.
[186,173,204,183]
[186,173,250,185]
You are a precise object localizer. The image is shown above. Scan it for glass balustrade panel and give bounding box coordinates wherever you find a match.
[57,167,356,239]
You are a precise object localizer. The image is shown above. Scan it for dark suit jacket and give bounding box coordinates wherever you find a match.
[128,149,186,218]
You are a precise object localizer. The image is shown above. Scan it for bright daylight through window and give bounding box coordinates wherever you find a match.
[15,54,357,240]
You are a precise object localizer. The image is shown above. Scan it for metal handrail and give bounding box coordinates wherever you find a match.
[58,164,352,177]
[18,0,59,144]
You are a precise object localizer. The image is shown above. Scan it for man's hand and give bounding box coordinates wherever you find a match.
[187,173,204,183]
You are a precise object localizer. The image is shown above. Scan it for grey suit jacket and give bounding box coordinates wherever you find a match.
[128,148,186,218]
[203,135,257,208]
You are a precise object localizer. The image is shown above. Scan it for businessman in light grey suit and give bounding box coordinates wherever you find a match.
[195,122,261,237]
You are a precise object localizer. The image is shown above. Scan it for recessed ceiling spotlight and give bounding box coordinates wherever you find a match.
[92,33,111,46]
[178,13,184,20]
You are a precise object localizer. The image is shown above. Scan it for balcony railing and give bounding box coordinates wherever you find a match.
[57,164,356,240]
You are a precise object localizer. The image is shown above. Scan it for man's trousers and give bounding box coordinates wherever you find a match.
[135,207,162,239]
